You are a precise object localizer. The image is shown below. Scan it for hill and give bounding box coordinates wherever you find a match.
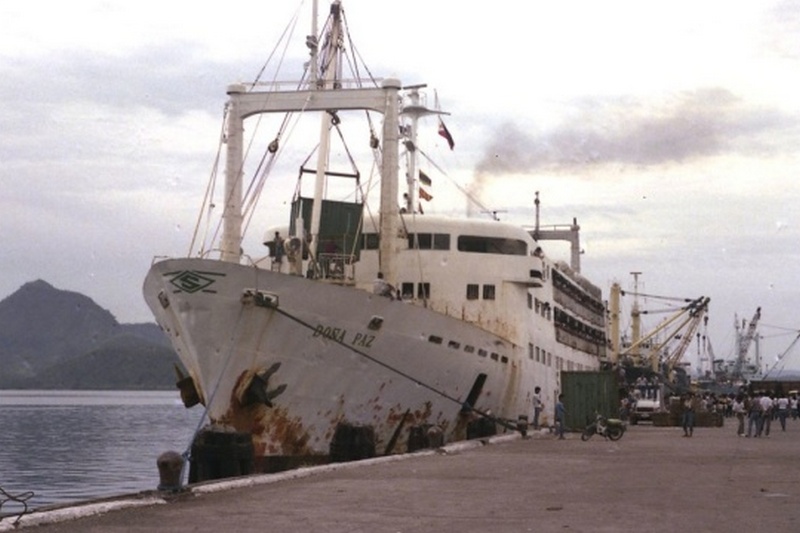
[0,280,179,389]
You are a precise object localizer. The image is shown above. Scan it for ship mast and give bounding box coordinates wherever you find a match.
[532,192,582,272]
[630,271,642,365]
[219,1,402,274]
[400,85,437,215]
[221,88,244,263]
[308,0,343,261]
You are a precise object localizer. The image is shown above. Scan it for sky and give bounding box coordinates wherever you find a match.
[2,0,799,375]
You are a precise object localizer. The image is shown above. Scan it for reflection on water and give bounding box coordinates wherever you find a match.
[0,390,204,509]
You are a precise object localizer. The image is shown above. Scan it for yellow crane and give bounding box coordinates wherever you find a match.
[608,280,710,386]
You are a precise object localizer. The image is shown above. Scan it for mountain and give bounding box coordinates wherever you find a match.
[0,280,179,389]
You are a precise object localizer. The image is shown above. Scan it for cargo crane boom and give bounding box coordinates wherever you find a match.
[735,307,761,376]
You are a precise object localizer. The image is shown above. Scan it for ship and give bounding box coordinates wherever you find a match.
[143,0,607,477]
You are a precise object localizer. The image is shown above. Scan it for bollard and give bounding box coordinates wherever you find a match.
[426,425,444,448]
[157,450,184,491]
[517,415,529,438]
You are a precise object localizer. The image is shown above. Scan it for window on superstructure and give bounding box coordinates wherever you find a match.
[418,283,430,299]
[528,343,534,360]
[457,236,527,255]
[465,345,475,354]
[466,284,479,300]
[448,340,460,350]
[547,352,552,366]
[406,233,451,250]
[401,283,414,300]
[409,233,432,249]
[478,349,488,357]
[527,293,533,309]
[483,284,496,300]
[490,352,499,361]
[535,346,541,363]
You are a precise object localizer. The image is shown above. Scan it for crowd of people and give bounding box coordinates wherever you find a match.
[618,382,798,438]
[729,390,797,437]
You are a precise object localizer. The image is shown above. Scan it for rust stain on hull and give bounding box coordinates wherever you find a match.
[218,370,314,460]
[214,371,466,464]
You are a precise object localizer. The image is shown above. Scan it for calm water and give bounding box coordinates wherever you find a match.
[0,390,204,510]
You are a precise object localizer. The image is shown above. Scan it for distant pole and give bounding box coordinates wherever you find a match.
[630,272,642,365]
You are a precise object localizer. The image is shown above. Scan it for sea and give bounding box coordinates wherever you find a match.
[0,390,205,511]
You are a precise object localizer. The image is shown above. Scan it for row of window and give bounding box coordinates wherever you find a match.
[552,269,605,316]
[399,282,430,300]
[553,307,606,344]
[395,283,498,301]
[528,343,590,372]
[529,295,552,320]
[425,333,592,372]
[427,334,509,364]
[362,233,528,256]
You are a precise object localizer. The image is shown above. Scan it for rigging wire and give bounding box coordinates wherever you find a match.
[342,9,380,87]
[619,290,694,303]
[416,147,496,219]
[249,2,305,88]
[190,108,227,257]
[272,304,517,431]
[763,331,800,379]
[179,305,249,485]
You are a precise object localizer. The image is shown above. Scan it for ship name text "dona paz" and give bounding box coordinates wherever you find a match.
[312,324,375,348]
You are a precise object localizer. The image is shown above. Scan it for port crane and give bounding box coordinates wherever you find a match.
[607,279,710,389]
[734,307,761,378]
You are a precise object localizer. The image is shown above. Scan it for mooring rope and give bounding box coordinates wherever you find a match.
[178,305,250,485]
[270,305,518,432]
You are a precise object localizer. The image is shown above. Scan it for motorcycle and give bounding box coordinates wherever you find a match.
[581,413,626,441]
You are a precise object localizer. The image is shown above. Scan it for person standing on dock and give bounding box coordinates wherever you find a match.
[746,392,762,437]
[682,393,696,437]
[759,392,774,436]
[532,386,544,430]
[732,394,746,436]
[555,394,566,440]
[776,393,790,431]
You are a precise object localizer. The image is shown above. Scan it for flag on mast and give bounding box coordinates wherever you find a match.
[419,187,433,201]
[419,170,432,186]
[438,118,455,150]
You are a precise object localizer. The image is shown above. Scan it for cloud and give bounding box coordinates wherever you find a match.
[474,88,797,174]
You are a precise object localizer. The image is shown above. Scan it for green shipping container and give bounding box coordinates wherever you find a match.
[290,197,363,259]
[560,371,620,432]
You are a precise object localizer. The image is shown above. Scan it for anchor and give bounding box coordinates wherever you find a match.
[242,362,287,407]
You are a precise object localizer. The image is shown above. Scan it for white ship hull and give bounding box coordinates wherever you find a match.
[145,257,556,469]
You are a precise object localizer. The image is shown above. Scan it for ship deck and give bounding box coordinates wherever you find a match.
[9,420,800,532]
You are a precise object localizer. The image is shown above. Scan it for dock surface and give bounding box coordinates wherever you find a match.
[7,420,800,532]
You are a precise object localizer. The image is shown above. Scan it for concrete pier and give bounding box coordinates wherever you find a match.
[8,420,800,532]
